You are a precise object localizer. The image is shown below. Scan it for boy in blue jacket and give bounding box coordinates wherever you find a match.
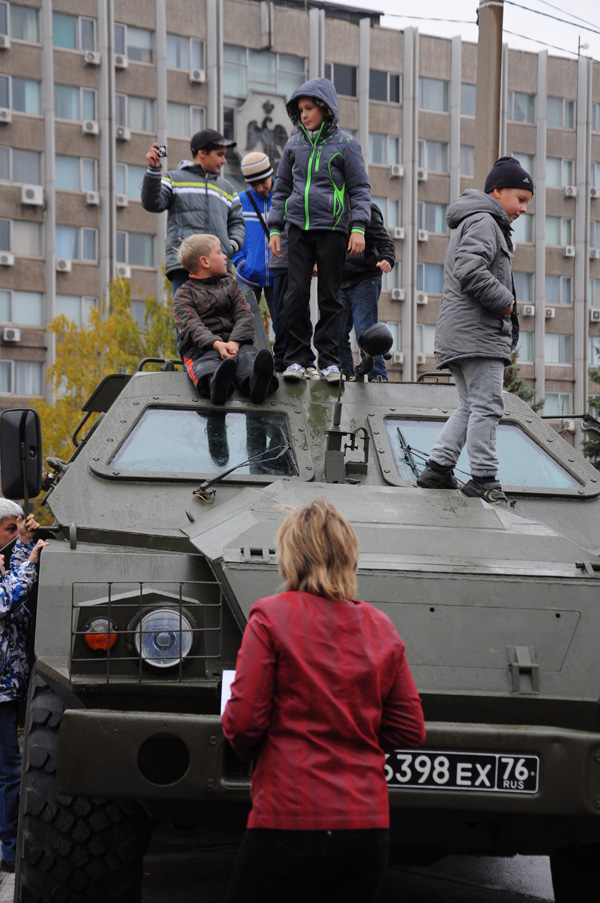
[268,78,371,384]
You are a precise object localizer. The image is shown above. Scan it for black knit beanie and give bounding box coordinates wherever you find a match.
[484,156,534,196]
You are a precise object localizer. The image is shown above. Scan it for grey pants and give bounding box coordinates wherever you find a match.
[430,357,505,478]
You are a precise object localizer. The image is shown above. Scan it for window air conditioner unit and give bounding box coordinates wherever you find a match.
[116,264,131,279]
[563,185,577,199]
[3,327,21,342]
[417,229,429,242]
[563,245,575,258]
[392,226,405,240]
[0,108,12,124]
[114,53,128,69]
[0,252,15,266]
[116,125,131,141]
[392,351,404,365]
[416,352,427,364]
[416,292,428,305]
[591,187,600,199]
[545,307,555,319]
[522,304,535,317]
[417,168,428,181]
[21,184,44,206]
[189,68,206,84]
[116,194,128,208]
[82,119,99,135]
[390,288,405,301]
[0,34,10,50]
[85,191,100,206]
[388,163,404,179]
[83,50,101,66]
[56,258,72,272]
[590,248,600,260]
[590,308,600,323]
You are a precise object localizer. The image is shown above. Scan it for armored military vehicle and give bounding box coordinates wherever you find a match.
[2,347,600,903]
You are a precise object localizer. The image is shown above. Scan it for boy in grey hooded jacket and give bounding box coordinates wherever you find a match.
[417,156,534,504]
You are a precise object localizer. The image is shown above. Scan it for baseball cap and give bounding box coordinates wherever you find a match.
[190,129,236,155]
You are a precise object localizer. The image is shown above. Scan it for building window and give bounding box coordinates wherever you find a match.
[324,62,357,98]
[372,196,400,230]
[116,163,147,200]
[590,278,600,307]
[593,103,600,133]
[545,216,573,246]
[460,145,474,177]
[588,338,600,367]
[418,202,447,234]
[1,2,39,42]
[115,94,155,132]
[510,151,535,174]
[55,84,96,121]
[545,275,572,305]
[369,70,400,104]
[547,96,575,129]
[461,83,476,117]
[592,162,600,189]
[116,231,154,267]
[546,157,574,188]
[382,262,400,292]
[56,294,97,327]
[224,46,305,100]
[416,323,436,355]
[0,360,44,396]
[545,333,573,365]
[514,272,533,301]
[512,213,534,244]
[0,289,43,325]
[0,218,43,256]
[114,24,154,63]
[418,77,449,113]
[167,102,204,138]
[544,392,572,416]
[507,91,535,123]
[368,134,400,166]
[418,139,449,173]
[166,34,204,71]
[56,225,97,261]
[382,321,399,351]
[0,147,42,184]
[417,263,444,294]
[0,75,41,115]
[590,222,600,251]
[55,155,96,192]
[518,331,534,362]
[53,12,95,50]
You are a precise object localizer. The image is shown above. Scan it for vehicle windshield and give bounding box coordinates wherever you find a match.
[387,419,581,489]
[110,408,296,476]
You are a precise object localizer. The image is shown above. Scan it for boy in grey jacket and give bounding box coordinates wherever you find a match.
[417,156,534,504]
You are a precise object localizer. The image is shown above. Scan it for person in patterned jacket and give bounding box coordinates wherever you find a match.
[0,501,47,873]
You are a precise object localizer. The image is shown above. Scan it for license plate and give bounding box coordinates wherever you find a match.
[385,750,539,794]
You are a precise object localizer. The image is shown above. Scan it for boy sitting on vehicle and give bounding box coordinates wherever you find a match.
[174,234,279,406]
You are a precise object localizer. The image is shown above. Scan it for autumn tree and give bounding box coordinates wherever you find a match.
[503,348,543,411]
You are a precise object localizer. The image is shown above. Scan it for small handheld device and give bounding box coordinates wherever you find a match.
[157,145,168,157]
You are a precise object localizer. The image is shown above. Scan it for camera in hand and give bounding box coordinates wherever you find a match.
[157,145,168,157]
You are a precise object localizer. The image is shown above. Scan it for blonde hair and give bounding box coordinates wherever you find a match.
[276,498,359,602]
[177,233,220,273]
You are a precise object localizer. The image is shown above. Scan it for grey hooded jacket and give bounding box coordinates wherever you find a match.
[268,78,371,236]
[141,160,245,276]
[434,189,518,369]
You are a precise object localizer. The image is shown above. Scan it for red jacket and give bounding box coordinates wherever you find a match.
[222,591,425,830]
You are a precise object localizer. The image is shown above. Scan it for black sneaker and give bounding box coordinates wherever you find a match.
[209,358,236,405]
[462,478,507,505]
[417,461,458,490]
[1,859,15,873]
[248,349,275,404]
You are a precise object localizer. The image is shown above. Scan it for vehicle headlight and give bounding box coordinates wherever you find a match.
[128,607,196,670]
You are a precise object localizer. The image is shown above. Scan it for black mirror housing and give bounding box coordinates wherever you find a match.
[0,409,42,499]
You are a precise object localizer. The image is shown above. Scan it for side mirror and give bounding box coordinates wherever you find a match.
[0,409,42,501]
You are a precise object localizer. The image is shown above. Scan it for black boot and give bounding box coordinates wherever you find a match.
[417,459,458,489]
[209,357,236,405]
[248,349,275,404]
[462,476,507,504]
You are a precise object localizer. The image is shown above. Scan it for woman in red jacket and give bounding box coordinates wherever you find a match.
[222,498,425,903]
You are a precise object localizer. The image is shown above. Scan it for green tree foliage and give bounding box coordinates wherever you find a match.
[503,348,543,412]
[582,343,600,469]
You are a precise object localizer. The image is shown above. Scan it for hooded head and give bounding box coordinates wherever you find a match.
[286,78,339,130]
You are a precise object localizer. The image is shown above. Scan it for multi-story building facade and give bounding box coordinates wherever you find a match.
[1,0,599,441]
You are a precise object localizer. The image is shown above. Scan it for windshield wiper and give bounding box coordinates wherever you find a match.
[193,443,295,503]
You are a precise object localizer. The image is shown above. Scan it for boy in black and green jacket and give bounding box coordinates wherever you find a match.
[268,78,371,384]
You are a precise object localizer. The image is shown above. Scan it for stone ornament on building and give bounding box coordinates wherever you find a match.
[234,93,289,175]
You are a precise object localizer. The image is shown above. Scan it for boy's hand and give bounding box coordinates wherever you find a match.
[269,234,282,258]
[213,340,239,359]
[28,539,49,565]
[0,554,4,578]
[17,514,39,544]
[348,232,365,255]
[145,143,162,168]
[376,260,392,273]
[502,301,515,315]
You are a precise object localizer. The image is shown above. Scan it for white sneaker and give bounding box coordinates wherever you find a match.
[282,363,305,381]
[304,366,320,380]
[320,365,341,384]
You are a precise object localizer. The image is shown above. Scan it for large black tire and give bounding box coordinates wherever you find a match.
[15,670,153,903]
[550,844,600,903]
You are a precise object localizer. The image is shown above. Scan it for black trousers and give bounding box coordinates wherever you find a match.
[226,828,389,903]
[284,225,347,370]
[182,344,276,399]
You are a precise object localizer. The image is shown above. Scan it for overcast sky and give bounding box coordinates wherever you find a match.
[328,0,600,62]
